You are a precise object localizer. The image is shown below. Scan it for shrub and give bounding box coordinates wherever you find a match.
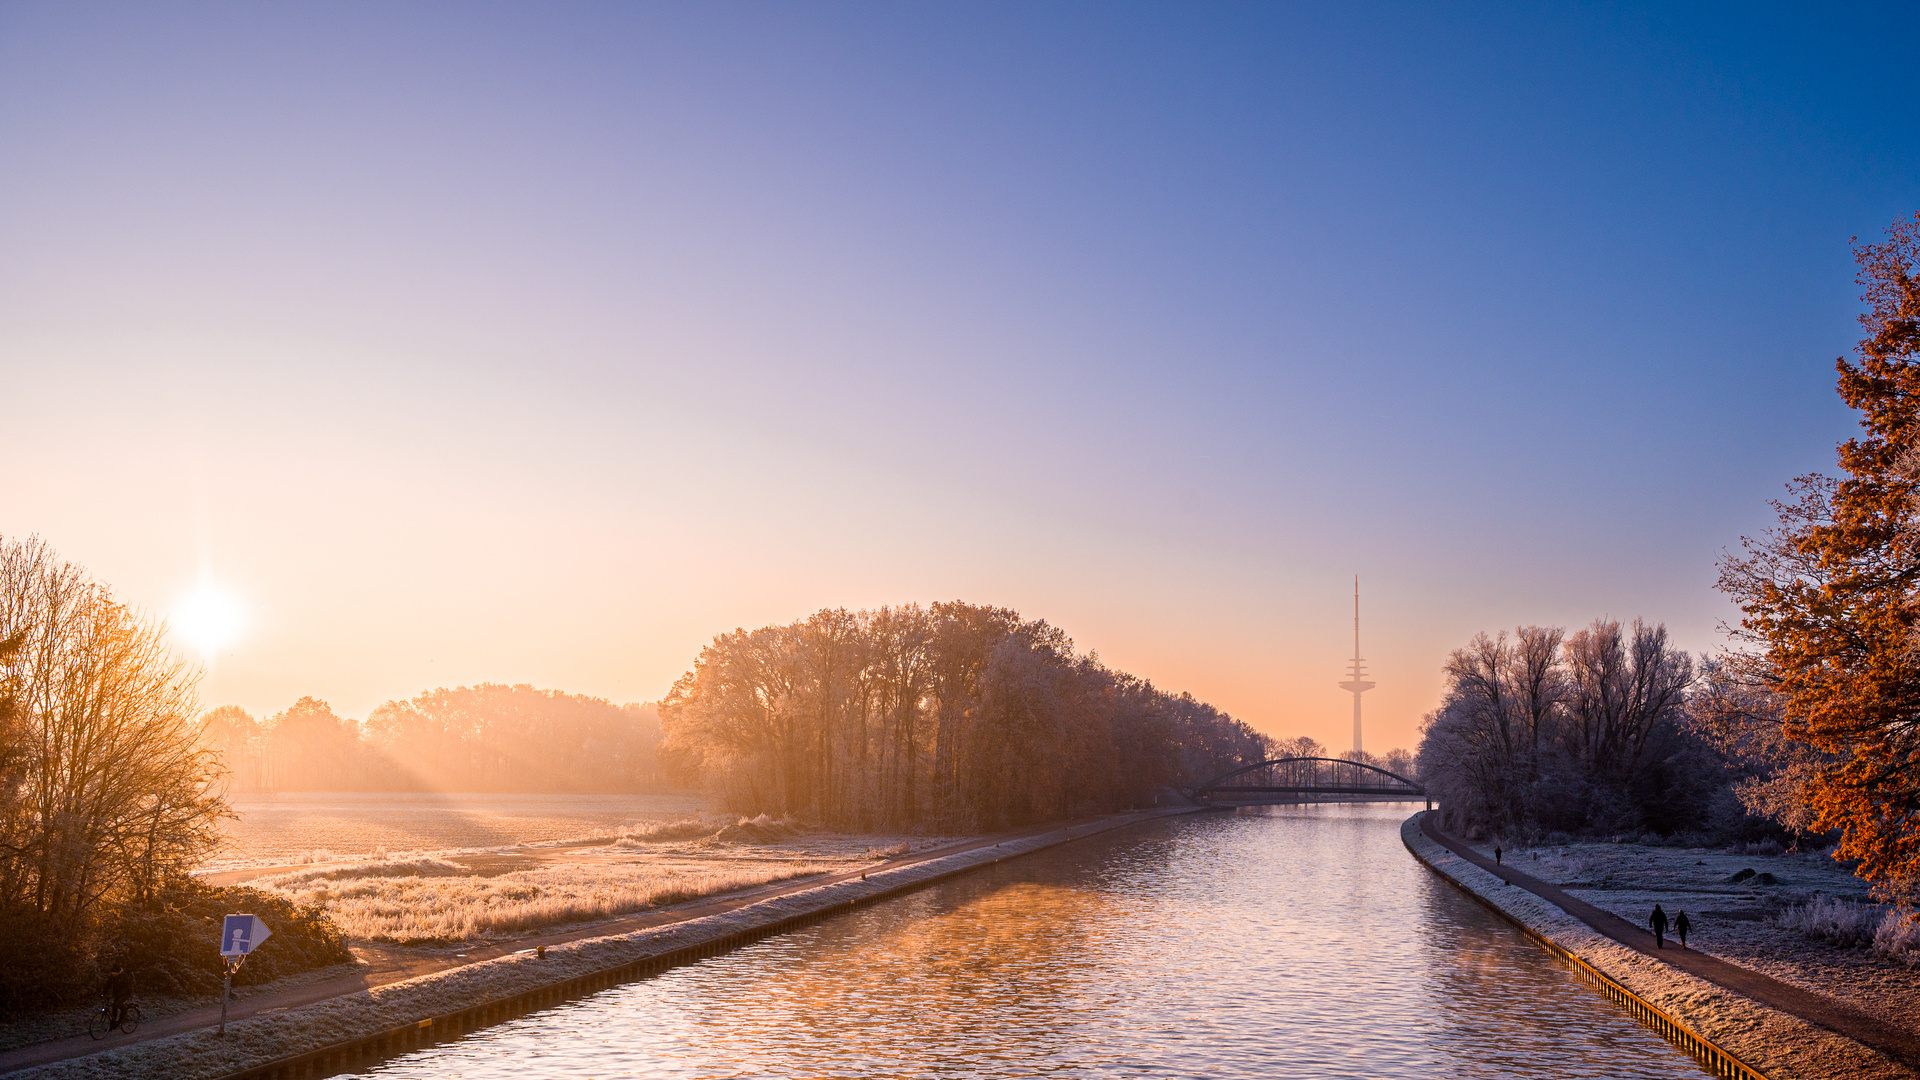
[1774,895,1883,948]
[0,906,91,1012]
[103,877,352,997]
[1874,909,1920,965]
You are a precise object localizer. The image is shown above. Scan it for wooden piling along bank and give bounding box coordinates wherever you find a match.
[1402,816,1768,1080]
[190,808,1205,1080]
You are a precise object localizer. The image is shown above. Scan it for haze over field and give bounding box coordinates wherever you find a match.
[4,4,1919,752]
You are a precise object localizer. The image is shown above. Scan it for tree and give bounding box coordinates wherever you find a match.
[1686,653,1829,842]
[0,536,227,1009]
[264,697,364,791]
[0,627,27,814]
[1562,619,1693,782]
[1721,213,1920,895]
[197,705,265,793]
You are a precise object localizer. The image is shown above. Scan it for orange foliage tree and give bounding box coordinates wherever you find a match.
[1721,213,1920,895]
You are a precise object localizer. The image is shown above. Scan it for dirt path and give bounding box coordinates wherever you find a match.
[0,812,1173,1075]
[1421,814,1920,1071]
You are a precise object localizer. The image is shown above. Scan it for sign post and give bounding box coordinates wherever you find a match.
[218,915,271,1035]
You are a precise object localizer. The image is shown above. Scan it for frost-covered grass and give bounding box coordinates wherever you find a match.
[209,798,957,944]
[206,793,706,869]
[607,817,728,844]
[256,857,470,887]
[1874,908,1920,965]
[259,859,838,942]
[1775,895,1887,950]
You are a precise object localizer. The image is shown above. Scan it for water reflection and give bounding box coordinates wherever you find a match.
[345,804,1713,1079]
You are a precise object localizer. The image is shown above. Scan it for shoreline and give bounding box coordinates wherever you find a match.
[1402,812,1917,1080]
[6,806,1206,1080]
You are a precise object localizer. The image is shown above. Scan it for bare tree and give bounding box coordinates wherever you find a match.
[1564,619,1693,780]
[0,536,226,936]
[1510,625,1566,778]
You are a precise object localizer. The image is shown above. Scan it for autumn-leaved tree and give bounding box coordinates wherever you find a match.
[1721,213,1920,896]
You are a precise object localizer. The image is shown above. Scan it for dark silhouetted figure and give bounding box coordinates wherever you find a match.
[106,965,133,1028]
[1675,910,1691,950]
[1494,845,1503,865]
[1649,904,1669,949]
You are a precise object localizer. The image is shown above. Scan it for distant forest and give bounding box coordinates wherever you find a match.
[198,686,662,794]
[660,601,1291,830]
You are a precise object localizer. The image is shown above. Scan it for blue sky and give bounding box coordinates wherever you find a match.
[2,3,1914,751]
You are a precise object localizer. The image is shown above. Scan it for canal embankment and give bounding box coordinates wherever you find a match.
[1403,812,1918,1080]
[5,807,1205,1080]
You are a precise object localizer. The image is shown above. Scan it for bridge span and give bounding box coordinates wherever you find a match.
[1193,756,1428,808]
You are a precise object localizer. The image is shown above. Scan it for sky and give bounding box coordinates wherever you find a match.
[2,2,1916,754]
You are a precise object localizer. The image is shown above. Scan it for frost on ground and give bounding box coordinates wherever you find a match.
[195,795,959,942]
[200,792,709,871]
[1406,817,1918,1080]
[233,813,955,943]
[256,856,840,942]
[1476,836,1920,1036]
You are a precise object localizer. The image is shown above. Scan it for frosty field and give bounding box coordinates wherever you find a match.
[199,793,951,944]
[206,792,709,869]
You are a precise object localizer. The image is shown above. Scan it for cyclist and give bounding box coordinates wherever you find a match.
[105,964,133,1030]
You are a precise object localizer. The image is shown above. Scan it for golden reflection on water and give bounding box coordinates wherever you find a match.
[688,882,1116,1060]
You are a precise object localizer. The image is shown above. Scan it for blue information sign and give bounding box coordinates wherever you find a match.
[221,914,271,958]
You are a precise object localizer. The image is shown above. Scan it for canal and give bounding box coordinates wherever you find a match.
[343,803,1715,1078]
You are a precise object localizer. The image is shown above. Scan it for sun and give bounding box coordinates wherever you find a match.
[173,584,247,657]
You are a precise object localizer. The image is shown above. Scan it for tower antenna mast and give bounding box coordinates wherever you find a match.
[1337,575,1375,754]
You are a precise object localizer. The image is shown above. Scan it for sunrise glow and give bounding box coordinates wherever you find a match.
[172,583,246,658]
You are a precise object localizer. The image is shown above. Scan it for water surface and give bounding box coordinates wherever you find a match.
[344,804,1713,1078]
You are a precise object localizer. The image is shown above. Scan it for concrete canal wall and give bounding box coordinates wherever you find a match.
[1402,813,1914,1080]
[16,808,1203,1080]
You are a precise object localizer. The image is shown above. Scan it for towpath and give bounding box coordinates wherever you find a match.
[1421,813,1920,1071]
[2,810,1182,1075]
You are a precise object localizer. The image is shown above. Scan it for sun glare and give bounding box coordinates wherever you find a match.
[173,584,246,657]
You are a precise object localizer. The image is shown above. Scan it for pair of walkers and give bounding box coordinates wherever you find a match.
[1649,903,1691,949]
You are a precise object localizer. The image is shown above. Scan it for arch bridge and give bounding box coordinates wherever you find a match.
[1193,756,1427,807]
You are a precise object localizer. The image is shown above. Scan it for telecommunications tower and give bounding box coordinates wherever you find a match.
[1337,575,1375,754]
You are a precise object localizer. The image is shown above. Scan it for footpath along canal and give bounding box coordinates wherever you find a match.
[334,803,1720,1079]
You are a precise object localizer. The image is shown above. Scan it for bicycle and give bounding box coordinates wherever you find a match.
[86,1001,140,1040]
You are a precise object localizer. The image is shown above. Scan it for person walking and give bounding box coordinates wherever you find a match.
[1649,904,1669,949]
[1675,910,1691,950]
[1494,845,1503,865]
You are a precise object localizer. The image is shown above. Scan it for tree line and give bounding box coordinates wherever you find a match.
[198,687,662,794]
[659,601,1287,830]
[1420,214,1920,906]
